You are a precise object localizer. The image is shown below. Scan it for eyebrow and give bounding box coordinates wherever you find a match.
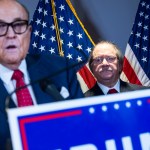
[0,18,28,23]
[94,54,117,57]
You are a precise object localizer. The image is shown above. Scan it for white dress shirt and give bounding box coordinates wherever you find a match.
[0,60,37,106]
[97,80,120,95]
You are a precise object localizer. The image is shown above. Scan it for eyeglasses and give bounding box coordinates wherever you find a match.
[0,20,29,37]
[92,56,117,64]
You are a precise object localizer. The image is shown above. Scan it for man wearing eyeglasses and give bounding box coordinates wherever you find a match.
[84,41,147,97]
[0,0,84,149]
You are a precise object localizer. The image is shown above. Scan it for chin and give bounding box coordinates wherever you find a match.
[102,75,113,80]
[101,72,113,77]
[6,57,21,64]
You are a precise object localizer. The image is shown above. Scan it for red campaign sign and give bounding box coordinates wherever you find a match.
[8,89,150,150]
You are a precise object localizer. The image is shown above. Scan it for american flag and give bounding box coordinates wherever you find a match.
[121,0,150,86]
[29,0,96,93]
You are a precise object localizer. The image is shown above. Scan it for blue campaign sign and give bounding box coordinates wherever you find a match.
[8,89,150,150]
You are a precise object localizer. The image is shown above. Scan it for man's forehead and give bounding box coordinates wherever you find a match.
[94,44,115,52]
[0,6,28,22]
[92,43,117,57]
[95,43,114,49]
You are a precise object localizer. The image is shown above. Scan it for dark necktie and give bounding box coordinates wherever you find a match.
[107,88,118,94]
[11,70,33,107]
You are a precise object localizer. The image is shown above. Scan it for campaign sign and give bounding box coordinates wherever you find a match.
[7,89,150,150]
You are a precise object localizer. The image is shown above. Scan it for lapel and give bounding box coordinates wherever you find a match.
[26,55,57,104]
[0,79,9,111]
[92,83,104,95]
[120,79,130,92]
[85,83,104,97]
[0,79,16,110]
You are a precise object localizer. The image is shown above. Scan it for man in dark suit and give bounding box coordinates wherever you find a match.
[0,1,84,149]
[84,41,148,97]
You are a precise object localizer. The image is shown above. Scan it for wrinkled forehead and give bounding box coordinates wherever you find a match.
[93,43,117,58]
[0,1,28,22]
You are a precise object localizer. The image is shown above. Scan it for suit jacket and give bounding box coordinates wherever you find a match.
[84,79,148,97]
[0,54,84,150]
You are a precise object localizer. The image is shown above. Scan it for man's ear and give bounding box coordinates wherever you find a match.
[29,25,32,32]
[28,25,32,37]
[119,64,123,74]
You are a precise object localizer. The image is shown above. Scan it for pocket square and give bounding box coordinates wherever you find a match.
[60,86,70,98]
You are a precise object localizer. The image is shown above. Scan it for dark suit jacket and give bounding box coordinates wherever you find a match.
[84,79,148,97]
[0,54,84,150]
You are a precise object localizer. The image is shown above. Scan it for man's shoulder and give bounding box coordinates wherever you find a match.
[27,53,66,61]
[26,54,67,65]
[120,79,149,91]
[26,53,83,73]
[84,83,104,97]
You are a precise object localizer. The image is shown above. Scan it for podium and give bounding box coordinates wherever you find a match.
[7,89,150,150]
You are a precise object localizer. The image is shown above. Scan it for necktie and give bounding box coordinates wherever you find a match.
[11,70,33,107]
[107,88,118,94]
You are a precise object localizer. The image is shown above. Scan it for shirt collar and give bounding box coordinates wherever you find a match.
[0,59,27,85]
[97,80,120,95]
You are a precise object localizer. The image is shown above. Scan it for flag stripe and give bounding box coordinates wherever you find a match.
[122,44,150,86]
[125,44,150,85]
[123,57,142,85]
[77,72,89,93]
[121,0,150,86]
[78,64,96,89]
[120,71,129,82]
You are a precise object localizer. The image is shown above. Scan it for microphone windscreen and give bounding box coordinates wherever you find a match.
[40,79,64,101]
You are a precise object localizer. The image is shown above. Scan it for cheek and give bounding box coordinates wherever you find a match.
[92,64,102,75]
[111,63,120,74]
[20,34,31,56]
[0,39,8,59]
[91,64,99,72]
[0,38,4,51]
[112,64,118,70]
[111,61,118,69]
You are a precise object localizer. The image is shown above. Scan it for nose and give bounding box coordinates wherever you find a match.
[6,26,16,38]
[102,58,109,65]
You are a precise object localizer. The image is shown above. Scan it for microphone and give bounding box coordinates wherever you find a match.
[40,79,64,101]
